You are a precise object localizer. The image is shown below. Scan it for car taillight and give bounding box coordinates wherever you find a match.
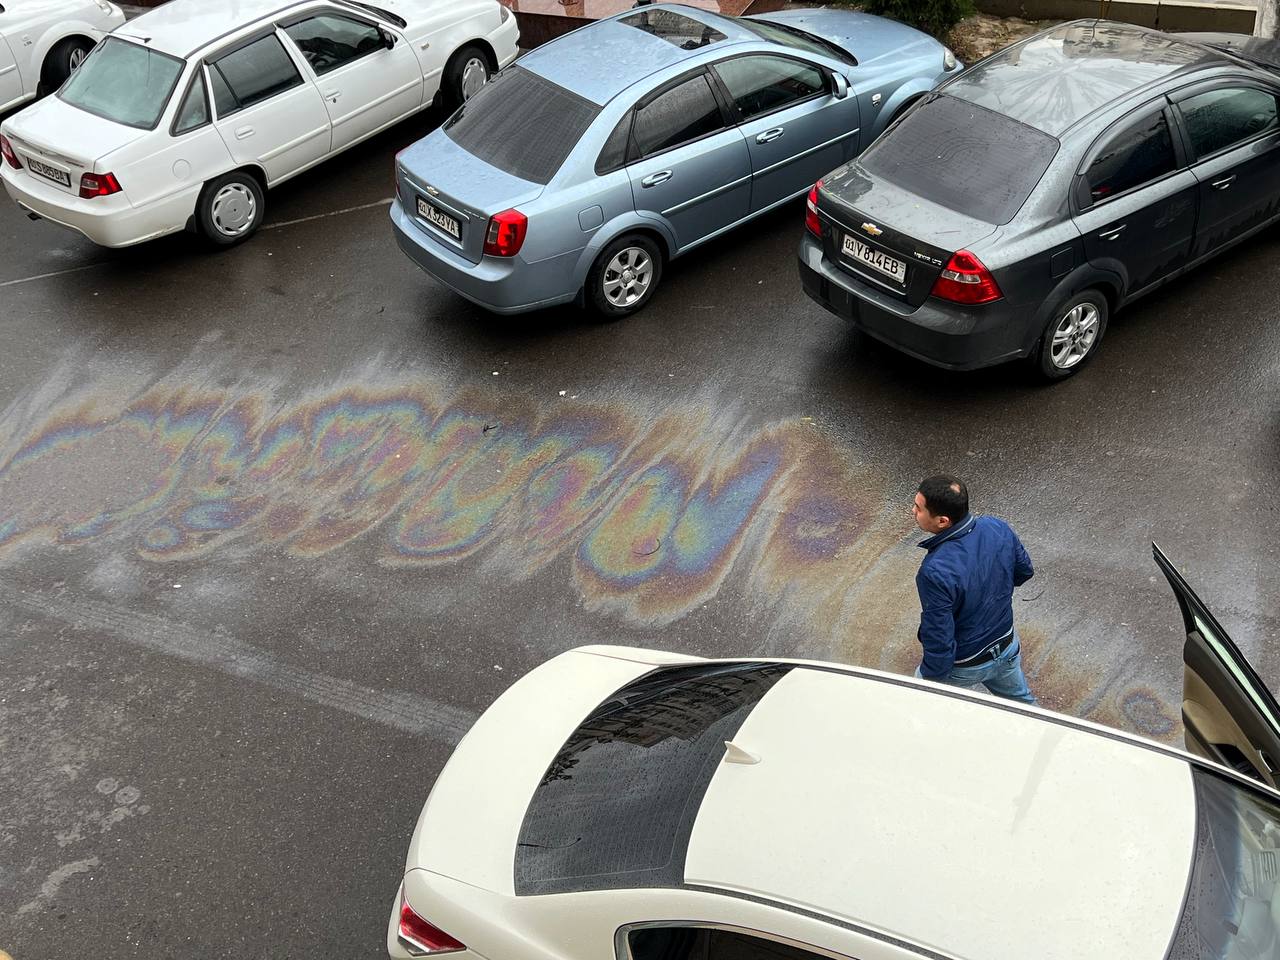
[930,249,1002,304]
[805,179,822,236]
[483,208,526,257]
[79,172,121,199]
[398,900,465,956]
[0,135,21,169]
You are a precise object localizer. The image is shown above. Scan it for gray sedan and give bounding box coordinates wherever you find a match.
[391,3,958,316]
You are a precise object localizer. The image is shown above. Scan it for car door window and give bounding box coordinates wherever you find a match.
[1083,111,1176,204]
[172,71,209,135]
[284,14,384,75]
[210,34,302,116]
[632,73,726,159]
[713,55,825,121]
[630,927,834,960]
[1179,86,1280,159]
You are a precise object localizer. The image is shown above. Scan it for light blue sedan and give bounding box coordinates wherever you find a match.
[391,3,959,317]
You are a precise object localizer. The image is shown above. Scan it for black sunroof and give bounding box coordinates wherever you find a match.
[619,9,726,49]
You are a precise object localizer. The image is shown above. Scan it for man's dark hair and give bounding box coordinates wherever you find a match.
[918,475,969,522]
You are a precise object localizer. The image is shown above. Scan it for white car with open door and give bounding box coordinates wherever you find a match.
[387,544,1280,960]
[0,0,517,248]
[0,0,125,114]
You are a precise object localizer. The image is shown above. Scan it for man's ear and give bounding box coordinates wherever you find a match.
[937,516,953,529]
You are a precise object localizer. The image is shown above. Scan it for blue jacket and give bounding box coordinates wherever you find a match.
[916,514,1034,678]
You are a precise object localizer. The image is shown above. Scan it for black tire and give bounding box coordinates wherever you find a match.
[196,171,266,248]
[1033,289,1109,381]
[586,234,664,319]
[441,44,492,113]
[41,37,94,93]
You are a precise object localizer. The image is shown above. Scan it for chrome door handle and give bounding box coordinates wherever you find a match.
[1098,224,1126,241]
[756,127,785,144]
[641,171,672,187]
[324,89,340,103]
[234,125,255,140]
[1212,175,1236,190]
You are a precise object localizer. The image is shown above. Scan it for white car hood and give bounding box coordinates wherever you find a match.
[4,92,145,167]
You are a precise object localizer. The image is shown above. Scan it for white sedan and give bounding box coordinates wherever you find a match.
[388,545,1280,960]
[0,0,124,113]
[0,0,518,247]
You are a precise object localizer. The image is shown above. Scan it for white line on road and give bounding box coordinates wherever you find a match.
[262,197,393,231]
[0,581,478,744]
[0,262,107,288]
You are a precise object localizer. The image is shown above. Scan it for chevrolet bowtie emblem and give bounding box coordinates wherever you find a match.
[861,222,883,237]
[426,185,440,196]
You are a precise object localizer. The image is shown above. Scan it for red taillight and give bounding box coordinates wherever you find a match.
[483,208,526,257]
[805,179,822,236]
[929,249,1002,305]
[0,135,21,169]
[398,900,465,955]
[79,172,121,199]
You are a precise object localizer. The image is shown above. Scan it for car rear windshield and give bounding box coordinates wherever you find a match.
[1165,768,1280,959]
[443,66,600,185]
[857,94,1058,225]
[514,662,791,895]
[58,37,185,130]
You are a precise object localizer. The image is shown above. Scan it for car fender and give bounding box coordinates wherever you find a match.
[867,77,937,141]
[570,211,677,290]
[30,18,106,83]
[410,7,504,95]
[1019,262,1124,355]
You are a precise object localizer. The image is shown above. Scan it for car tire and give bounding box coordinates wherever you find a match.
[1033,289,1108,380]
[586,234,663,319]
[41,37,94,93]
[442,44,491,113]
[196,172,265,248]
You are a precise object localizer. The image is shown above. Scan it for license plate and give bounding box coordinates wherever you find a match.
[27,157,71,188]
[417,196,460,240]
[842,233,906,285]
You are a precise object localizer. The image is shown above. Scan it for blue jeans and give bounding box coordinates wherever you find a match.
[915,633,1038,705]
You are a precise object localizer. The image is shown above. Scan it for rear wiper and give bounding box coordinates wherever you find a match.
[341,0,407,28]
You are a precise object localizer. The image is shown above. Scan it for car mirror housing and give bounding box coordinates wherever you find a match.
[381,28,397,49]
[831,72,849,99]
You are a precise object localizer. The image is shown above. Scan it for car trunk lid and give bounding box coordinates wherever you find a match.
[397,127,545,265]
[3,95,144,198]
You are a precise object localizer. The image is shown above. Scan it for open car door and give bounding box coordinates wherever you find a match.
[1156,543,1280,790]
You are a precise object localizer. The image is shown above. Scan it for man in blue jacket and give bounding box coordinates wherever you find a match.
[911,475,1037,704]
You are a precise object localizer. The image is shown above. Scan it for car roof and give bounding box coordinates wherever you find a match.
[115,0,294,56]
[685,666,1198,960]
[517,4,759,107]
[941,18,1229,135]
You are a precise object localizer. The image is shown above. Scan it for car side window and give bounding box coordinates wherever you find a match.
[172,71,210,135]
[1179,86,1280,159]
[284,14,384,75]
[713,55,825,121]
[210,34,302,116]
[629,927,832,960]
[1083,111,1176,205]
[596,112,633,175]
[632,73,726,159]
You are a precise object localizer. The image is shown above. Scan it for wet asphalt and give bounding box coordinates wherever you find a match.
[1,95,1278,958]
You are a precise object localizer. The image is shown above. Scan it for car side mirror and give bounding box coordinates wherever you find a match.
[831,72,849,100]
[380,28,396,49]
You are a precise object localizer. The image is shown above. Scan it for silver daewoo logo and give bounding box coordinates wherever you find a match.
[426,185,440,196]
[861,222,883,237]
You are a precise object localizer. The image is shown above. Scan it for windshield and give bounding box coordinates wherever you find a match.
[514,662,790,895]
[341,0,406,28]
[739,18,854,64]
[1167,768,1280,959]
[58,37,185,130]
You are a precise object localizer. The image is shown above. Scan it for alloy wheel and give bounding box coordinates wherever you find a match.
[68,47,87,71]
[1050,302,1100,369]
[210,182,257,238]
[603,247,653,308]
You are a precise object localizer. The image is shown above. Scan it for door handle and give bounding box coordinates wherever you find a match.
[641,171,672,187]
[756,127,785,144]
[1211,174,1236,190]
[324,89,340,103]
[1098,224,1126,241]
[234,125,255,140]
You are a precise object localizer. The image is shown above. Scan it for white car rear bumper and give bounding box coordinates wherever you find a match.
[1,163,196,248]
